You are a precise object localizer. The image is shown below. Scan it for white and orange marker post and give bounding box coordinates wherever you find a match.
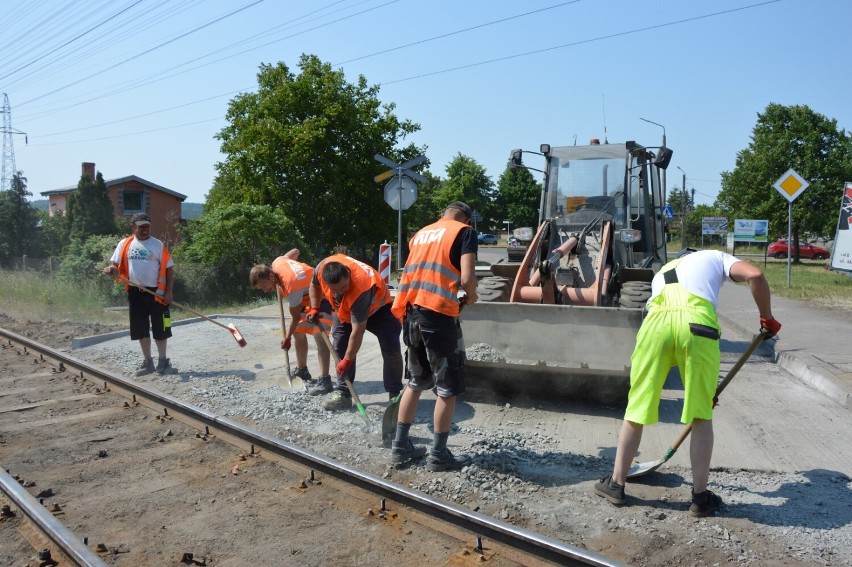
[379,240,392,285]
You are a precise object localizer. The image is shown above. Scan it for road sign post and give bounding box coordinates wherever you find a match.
[773,169,809,287]
[374,153,427,271]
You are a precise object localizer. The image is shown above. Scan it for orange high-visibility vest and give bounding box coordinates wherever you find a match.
[392,218,465,320]
[271,256,313,308]
[316,254,390,323]
[115,236,171,304]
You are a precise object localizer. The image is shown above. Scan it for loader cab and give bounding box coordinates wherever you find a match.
[542,141,668,271]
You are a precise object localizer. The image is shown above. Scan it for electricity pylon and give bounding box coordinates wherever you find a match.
[1,93,27,192]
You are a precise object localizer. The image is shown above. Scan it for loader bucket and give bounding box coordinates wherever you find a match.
[460,302,644,402]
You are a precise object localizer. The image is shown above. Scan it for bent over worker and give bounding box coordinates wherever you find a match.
[103,213,175,376]
[249,248,332,392]
[308,254,404,411]
[390,202,479,471]
[594,249,781,517]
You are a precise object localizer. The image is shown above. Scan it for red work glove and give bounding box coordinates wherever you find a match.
[336,357,354,376]
[281,337,291,350]
[760,317,782,338]
[305,307,320,325]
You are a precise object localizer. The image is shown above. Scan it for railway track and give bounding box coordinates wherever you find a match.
[0,328,624,567]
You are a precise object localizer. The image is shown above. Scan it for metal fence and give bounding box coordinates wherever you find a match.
[8,256,57,274]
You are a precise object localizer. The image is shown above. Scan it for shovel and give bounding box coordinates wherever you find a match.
[276,289,293,389]
[315,327,372,432]
[626,330,767,479]
[114,275,247,347]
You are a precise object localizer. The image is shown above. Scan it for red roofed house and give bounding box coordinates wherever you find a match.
[41,162,187,244]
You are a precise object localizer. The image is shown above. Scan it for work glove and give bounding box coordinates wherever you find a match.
[760,316,782,338]
[336,357,354,376]
[281,337,291,351]
[305,307,320,325]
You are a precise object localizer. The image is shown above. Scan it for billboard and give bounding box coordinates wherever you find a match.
[829,182,852,273]
[702,217,728,235]
[733,219,768,242]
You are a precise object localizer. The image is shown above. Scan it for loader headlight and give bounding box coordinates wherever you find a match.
[619,229,642,244]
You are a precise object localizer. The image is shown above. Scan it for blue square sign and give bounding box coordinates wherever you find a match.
[662,205,674,221]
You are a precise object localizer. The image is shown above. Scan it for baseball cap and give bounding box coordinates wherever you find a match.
[131,213,151,226]
[447,201,473,219]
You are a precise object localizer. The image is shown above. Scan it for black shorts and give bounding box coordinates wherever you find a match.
[128,287,172,341]
[402,306,465,397]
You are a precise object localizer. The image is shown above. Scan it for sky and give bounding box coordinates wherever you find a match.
[4,0,851,210]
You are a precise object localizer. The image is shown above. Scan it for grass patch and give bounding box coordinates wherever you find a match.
[0,269,274,325]
[749,260,852,309]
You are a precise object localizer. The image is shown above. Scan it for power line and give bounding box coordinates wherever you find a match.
[334,0,580,66]
[381,0,781,85]
[17,0,267,107]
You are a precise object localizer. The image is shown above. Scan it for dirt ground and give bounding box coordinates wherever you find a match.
[1,312,850,567]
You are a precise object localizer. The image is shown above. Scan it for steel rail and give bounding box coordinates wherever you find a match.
[0,328,625,567]
[0,468,108,567]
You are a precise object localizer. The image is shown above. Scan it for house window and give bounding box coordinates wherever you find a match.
[123,191,143,213]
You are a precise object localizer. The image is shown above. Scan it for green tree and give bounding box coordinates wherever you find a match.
[0,172,39,265]
[433,154,495,231]
[66,170,118,240]
[209,54,422,260]
[717,103,852,243]
[494,164,540,230]
[175,203,308,301]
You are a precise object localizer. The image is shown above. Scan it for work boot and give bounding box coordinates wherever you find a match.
[391,439,426,464]
[308,375,332,396]
[156,357,172,375]
[426,448,471,472]
[689,490,722,517]
[135,357,155,377]
[291,367,314,389]
[322,391,352,411]
[594,475,626,505]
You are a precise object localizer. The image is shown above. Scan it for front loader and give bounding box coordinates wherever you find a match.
[461,139,673,402]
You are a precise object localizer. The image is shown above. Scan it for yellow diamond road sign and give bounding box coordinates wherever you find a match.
[773,169,809,203]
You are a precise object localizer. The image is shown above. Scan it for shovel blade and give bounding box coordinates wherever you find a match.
[382,392,402,447]
[626,458,666,479]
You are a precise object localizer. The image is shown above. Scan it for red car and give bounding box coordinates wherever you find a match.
[767,239,830,260]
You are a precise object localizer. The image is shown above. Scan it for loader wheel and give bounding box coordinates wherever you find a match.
[617,281,652,308]
[477,276,513,302]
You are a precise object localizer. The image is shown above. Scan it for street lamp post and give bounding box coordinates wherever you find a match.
[677,166,687,248]
[503,220,512,241]
[640,117,666,197]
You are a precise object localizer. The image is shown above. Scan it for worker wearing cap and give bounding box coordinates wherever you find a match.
[249,248,333,392]
[595,249,782,517]
[308,254,403,411]
[103,213,175,376]
[389,201,479,471]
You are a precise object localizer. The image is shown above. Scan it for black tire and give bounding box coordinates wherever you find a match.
[774,252,786,259]
[476,276,513,302]
[617,281,652,309]
[812,254,825,260]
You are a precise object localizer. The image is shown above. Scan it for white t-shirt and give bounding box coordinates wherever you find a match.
[111,236,174,288]
[649,250,740,308]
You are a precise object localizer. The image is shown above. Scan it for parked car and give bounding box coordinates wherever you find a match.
[767,239,830,260]
[478,233,499,245]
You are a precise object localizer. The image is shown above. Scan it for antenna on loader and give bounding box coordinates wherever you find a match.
[601,94,608,144]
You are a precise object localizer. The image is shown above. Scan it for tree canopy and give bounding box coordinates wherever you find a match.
[0,172,39,265]
[717,103,852,240]
[208,54,422,260]
[66,170,117,241]
[433,153,496,231]
[495,164,541,230]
